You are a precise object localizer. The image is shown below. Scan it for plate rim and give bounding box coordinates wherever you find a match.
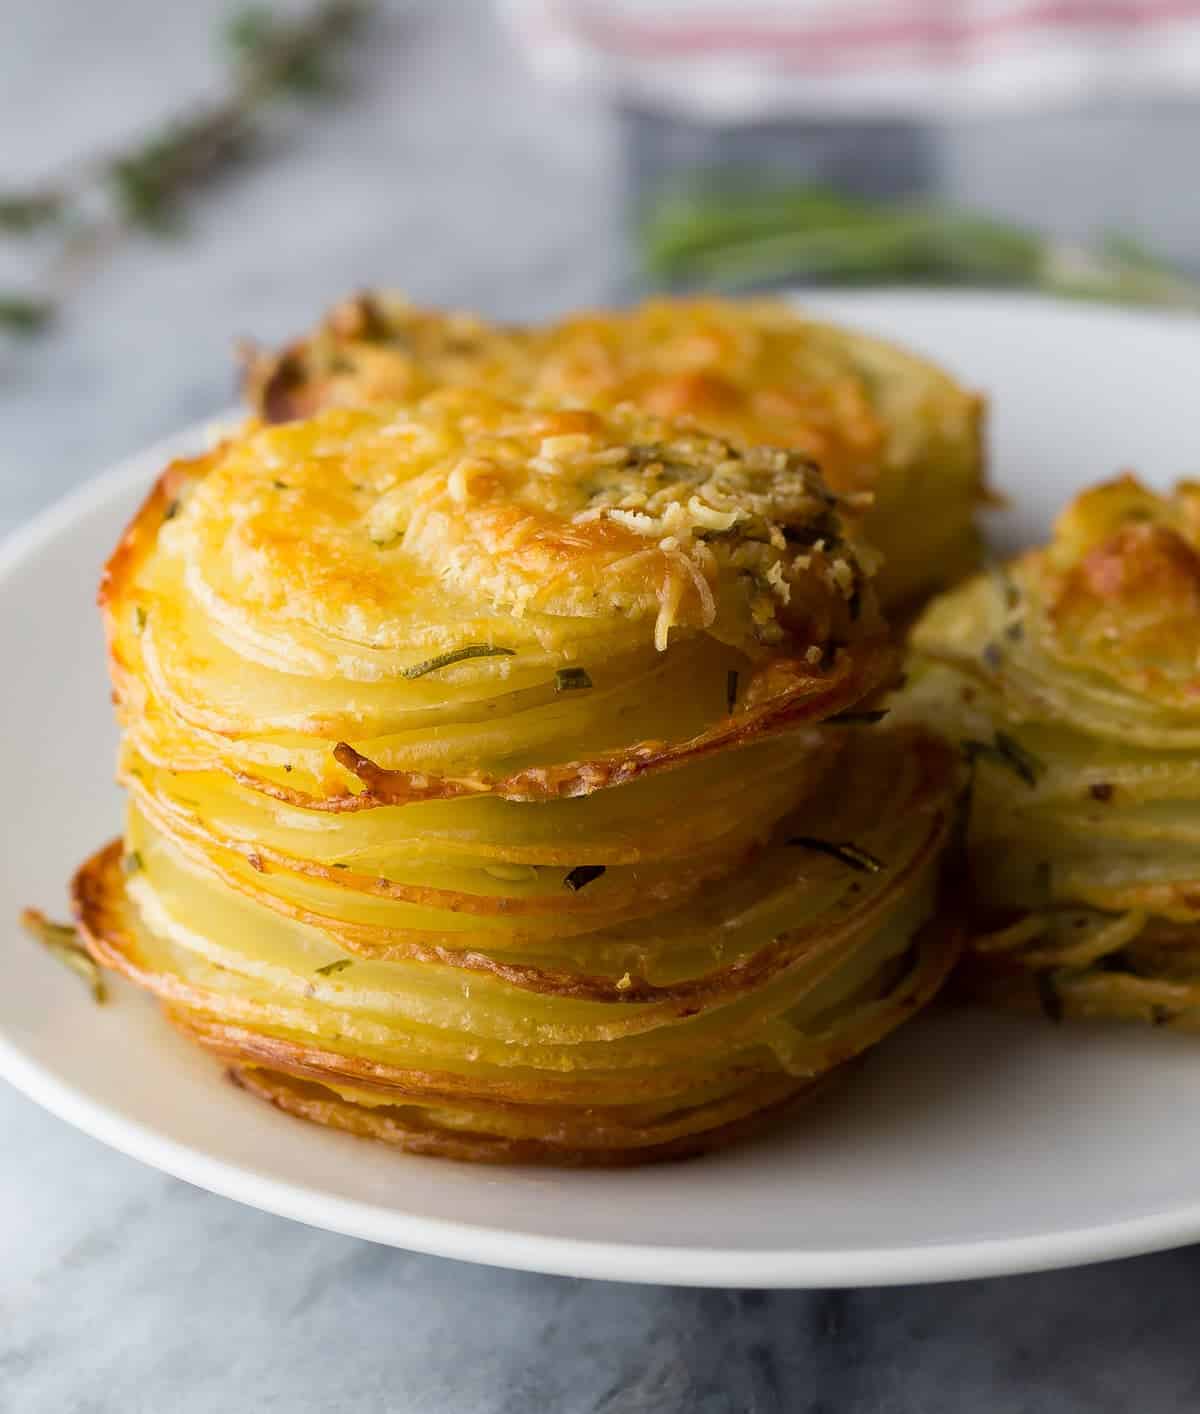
[5,289,1200,1289]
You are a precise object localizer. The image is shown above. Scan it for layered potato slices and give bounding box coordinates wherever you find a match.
[904,476,1200,1029]
[244,293,986,610]
[70,389,962,1164]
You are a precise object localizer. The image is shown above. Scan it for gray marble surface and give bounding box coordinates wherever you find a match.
[4,4,1200,1411]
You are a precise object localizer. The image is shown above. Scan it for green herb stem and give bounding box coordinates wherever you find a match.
[400,644,515,680]
[785,837,884,874]
[1,0,372,335]
[20,909,106,1002]
[641,182,1200,312]
[563,865,606,892]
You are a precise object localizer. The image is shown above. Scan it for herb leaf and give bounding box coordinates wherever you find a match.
[555,667,593,692]
[786,837,884,873]
[0,295,54,334]
[20,909,106,1002]
[564,864,606,892]
[400,645,515,680]
[314,958,353,976]
[962,730,1044,788]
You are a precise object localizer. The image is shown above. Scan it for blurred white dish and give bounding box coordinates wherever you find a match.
[3,291,1200,1289]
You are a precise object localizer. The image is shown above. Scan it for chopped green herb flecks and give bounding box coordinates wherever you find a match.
[133,605,147,633]
[962,730,1044,788]
[314,958,353,976]
[123,850,144,875]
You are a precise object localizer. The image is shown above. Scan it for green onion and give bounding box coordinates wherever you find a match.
[399,645,515,680]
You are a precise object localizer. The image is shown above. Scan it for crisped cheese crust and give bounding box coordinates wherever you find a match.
[174,391,878,663]
[243,293,986,609]
[1039,476,1200,703]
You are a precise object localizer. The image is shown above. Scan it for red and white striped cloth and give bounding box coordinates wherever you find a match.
[501,1,1200,117]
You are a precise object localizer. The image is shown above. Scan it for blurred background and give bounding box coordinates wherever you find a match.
[2,0,1199,539]
[5,6,1200,1411]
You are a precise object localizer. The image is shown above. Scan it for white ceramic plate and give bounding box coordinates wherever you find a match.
[4,291,1200,1289]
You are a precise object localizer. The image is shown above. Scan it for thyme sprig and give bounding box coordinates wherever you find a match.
[641,182,1200,311]
[20,909,106,1002]
[0,1,372,335]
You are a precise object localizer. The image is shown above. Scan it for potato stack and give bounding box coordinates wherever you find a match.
[74,390,961,1163]
[904,476,1200,1029]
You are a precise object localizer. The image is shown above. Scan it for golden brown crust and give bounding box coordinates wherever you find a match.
[224,1065,836,1167]
[242,293,986,610]
[1041,477,1200,704]
[100,394,894,812]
